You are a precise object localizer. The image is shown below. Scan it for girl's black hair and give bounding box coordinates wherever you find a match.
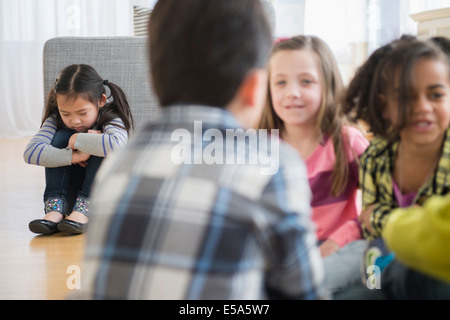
[341,37,414,137]
[430,36,450,56]
[380,39,449,138]
[42,64,134,134]
[340,36,450,140]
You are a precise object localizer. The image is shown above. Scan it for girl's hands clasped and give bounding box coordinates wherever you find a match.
[72,150,90,167]
[69,131,101,167]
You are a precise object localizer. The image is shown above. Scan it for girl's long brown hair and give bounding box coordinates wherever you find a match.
[258,35,350,196]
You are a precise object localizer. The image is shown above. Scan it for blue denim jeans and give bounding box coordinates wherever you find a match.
[322,239,368,294]
[44,129,103,216]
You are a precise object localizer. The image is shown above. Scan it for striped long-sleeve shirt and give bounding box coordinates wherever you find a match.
[305,126,369,247]
[23,114,128,168]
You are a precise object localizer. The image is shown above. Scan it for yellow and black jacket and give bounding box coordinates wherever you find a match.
[359,128,450,239]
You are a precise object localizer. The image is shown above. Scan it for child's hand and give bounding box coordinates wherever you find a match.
[72,150,90,167]
[358,204,376,235]
[68,133,78,150]
[68,131,100,151]
[319,239,340,257]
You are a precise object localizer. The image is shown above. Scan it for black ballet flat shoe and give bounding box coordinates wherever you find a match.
[57,219,88,235]
[29,219,59,235]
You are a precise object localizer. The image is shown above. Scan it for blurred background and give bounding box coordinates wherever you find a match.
[1,0,450,138]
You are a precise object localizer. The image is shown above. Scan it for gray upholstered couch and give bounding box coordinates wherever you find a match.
[42,36,160,132]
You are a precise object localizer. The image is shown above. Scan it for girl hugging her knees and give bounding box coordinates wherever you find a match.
[258,35,370,293]
[24,64,134,235]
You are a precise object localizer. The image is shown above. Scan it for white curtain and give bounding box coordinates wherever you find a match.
[0,0,135,138]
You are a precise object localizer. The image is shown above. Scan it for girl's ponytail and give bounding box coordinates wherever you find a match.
[97,81,134,134]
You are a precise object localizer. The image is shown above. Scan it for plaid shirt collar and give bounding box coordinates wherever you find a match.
[160,104,243,130]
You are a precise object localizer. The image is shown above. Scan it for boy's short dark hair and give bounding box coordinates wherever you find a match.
[148,0,273,107]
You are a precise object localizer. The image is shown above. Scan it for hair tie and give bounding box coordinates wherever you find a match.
[54,80,60,92]
[103,79,109,86]
[274,37,290,45]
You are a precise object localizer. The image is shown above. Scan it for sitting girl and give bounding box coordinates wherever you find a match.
[24,64,134,235]
[343,37,450,292]
[258,35,369,292]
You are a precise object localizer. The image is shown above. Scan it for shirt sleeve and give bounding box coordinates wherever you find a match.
[359,145,395,239]
[328,219,362,247]
[74,118,129,157]
[262,146,329,300]
[23,115,73,168]
[346,126,370,156]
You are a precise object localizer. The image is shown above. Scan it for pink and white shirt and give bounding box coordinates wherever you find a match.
[305,126,369,247]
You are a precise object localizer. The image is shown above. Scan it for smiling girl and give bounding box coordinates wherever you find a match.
[341,37,450,299]
[24,64,134,235]
[258,35,369,292]
[349,38,450,240]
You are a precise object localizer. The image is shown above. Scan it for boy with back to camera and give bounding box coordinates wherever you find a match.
[74,0,328,300]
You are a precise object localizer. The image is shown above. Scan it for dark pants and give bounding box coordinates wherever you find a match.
[380,259,450,300]
[44,129,103,215]
[334,259,450,300]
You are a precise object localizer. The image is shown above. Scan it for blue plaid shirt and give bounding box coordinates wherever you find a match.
[76,105,327,300]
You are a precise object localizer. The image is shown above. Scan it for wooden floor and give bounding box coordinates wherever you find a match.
[0,138,85,300]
